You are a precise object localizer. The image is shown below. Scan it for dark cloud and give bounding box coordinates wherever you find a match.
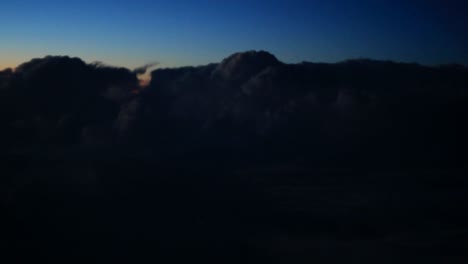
[2,51,468,161]
[0,56,139,149]
[0,68,12,91]
[2,51,468,262]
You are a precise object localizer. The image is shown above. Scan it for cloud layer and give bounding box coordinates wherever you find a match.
[2,51,468,262]
[0,51,467,166]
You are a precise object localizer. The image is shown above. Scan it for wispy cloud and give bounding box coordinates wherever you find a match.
[134,62,159,75]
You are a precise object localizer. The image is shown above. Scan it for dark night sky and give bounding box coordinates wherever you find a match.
[1,0,467,70]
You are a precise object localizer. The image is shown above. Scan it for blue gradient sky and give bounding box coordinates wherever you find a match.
[1,0,467,70]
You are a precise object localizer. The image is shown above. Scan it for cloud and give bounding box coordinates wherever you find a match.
[0,50,467,164]
[0,56,140,148]
[2,51,468,262]
[133,62,159,75]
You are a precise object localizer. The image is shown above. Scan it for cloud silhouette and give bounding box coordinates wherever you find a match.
[1,51,467,161]
[0,50,466,163]
[0,56,140,149]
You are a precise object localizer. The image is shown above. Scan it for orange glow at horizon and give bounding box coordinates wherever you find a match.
[0,63,15,71]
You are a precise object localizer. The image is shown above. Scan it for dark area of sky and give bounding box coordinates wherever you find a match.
[1,0,467,69]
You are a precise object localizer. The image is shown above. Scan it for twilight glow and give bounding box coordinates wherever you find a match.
[1,0,467,70]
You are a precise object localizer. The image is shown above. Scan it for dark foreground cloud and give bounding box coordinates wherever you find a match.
[1,51,468,263]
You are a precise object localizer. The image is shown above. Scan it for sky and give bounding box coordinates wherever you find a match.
[1,0,467,71]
